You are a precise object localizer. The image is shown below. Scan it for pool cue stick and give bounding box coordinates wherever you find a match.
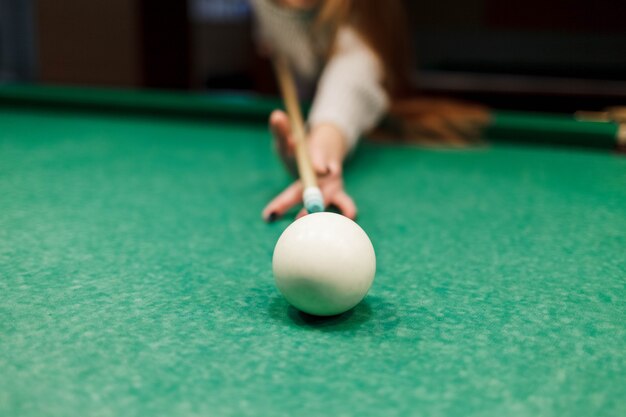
[273,55,324,213]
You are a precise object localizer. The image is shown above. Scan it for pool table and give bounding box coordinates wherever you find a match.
[1,85,625,417]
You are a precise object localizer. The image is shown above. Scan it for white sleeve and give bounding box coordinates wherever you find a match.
[307,28,389,150]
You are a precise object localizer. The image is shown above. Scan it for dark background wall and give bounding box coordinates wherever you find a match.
[407,0,626,78]
[1,0,625,110]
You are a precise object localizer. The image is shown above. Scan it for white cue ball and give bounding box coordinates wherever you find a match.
[272,212,376,316]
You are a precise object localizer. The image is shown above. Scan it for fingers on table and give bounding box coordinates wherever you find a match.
[330,191,357,220]
[263,183,357,222]
[294,191,356,221]
[262,181,303,222]
[295,207,308,220]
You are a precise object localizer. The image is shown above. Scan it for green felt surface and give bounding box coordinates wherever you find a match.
[1,101,626,417]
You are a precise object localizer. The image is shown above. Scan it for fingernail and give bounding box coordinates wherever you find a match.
[267,212,278,222]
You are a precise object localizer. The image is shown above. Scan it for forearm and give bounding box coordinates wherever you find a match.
[308,28,389,151]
